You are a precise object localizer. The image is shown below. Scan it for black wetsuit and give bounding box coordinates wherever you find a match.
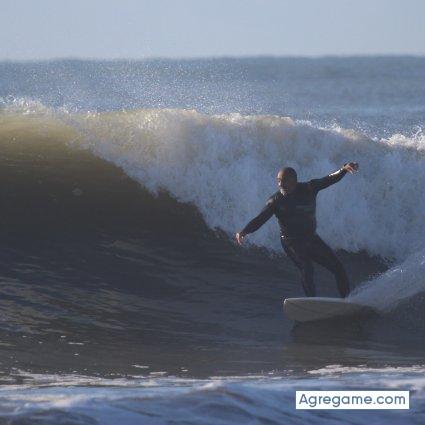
[241,168,350,297]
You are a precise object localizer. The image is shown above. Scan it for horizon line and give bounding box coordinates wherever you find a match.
[1,53,425,63]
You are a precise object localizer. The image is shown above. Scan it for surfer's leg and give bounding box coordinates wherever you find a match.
[308,235,350,298]
[281,238,316,297]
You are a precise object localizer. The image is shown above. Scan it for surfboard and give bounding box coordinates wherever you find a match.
[283,297,377,323]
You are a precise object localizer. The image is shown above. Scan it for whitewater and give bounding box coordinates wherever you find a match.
[0,57,425,424]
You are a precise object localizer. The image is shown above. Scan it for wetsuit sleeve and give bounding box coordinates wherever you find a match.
[309,167,348,193]
[241,198,275,235]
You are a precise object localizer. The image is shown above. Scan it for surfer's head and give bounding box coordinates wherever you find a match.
[277,167,297,193]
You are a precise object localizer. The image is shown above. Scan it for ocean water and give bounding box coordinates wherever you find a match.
[0,56,424,423]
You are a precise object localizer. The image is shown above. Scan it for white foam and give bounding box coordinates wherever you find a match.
[1,370,425,424]
[349,248,425,310]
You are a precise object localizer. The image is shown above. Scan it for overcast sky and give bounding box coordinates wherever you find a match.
[1,0,425,60]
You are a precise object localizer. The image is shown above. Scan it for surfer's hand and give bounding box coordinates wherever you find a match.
[343,162,359,174]
[235,232,245,245]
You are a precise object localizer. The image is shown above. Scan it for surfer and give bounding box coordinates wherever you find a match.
[235,163,359,298]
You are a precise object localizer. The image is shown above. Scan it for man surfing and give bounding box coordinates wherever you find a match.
[236,163,359,298]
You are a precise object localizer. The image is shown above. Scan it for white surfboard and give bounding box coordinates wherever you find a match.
[283,297,377,323]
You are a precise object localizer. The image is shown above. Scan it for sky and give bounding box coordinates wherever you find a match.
[1,0,425,60]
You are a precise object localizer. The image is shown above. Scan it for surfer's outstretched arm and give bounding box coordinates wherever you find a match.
[310,162,358,192]
[236,199,275,245]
